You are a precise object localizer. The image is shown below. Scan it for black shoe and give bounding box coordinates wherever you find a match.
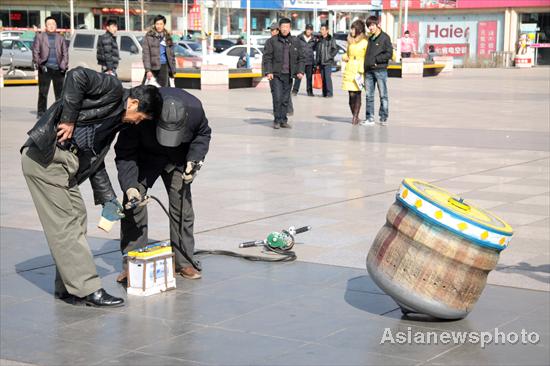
[81,288,124,307]
[291,91,298,96]
[307,92,314,97]
[273,122,280,129]
[280,122,292,129]
[287,110,294,116]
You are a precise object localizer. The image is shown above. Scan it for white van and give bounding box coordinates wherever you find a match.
[69,30,144,81]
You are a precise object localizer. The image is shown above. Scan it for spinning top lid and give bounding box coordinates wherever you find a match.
[397,178,513,251]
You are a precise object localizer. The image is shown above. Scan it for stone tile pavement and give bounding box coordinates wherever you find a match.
[0,68,549,365]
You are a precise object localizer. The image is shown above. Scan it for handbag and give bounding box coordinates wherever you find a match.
[313,67,322,89]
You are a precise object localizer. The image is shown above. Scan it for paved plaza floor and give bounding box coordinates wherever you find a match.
[0,68,549,365]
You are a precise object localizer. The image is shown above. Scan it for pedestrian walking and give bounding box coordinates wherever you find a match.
[142,15,176,87]
[292,24,316,97]
[262,18,305,129]
[21,68,161,307]
[316,24,338,98]
[342,20,368,125]
[32,16,68,119]
[361,16,393,126]
[96,19,120,76]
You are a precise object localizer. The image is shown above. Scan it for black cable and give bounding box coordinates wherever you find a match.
[147,195,297,263]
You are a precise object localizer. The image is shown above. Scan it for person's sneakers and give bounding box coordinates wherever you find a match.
[273,122,280,129]
[379,118,388,126]
[178,266,202,280]
[279,122,292,129]
[80,288,125,307]
[292,91,298,96]
[360,119,375,126]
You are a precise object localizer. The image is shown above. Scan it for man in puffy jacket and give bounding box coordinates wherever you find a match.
[96,19,120,75]
[292,24,316,97]
[316,24,338,98]
[21,67,162,307]
[115,87,211,282]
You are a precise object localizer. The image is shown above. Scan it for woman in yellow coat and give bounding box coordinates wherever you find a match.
[342,20,368,125]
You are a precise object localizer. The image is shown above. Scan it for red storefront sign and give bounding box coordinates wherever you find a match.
[188,4,201,31]
[382,0,547,9]
[477,21,497,58]
[425,43,469,57]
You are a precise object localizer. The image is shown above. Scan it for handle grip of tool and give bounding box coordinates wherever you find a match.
[239,240,265,248]
[294,226,311,234]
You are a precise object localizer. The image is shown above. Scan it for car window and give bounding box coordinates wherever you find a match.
[186,42,201,51]
[2,40,13,49]
[13,41,26,50]
[73,34,95,49]
[250,48,261,57]
[227,47,244,57]
[174,45,193,57]
[120,36,136,52]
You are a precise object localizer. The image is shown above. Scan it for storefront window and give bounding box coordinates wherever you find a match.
[50,12,86,29]
[0,10,39,28]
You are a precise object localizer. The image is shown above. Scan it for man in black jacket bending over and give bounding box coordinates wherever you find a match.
[21,67,161,307]
[262,17,305,129]
[115,87,211,281]
[361,16,393,126]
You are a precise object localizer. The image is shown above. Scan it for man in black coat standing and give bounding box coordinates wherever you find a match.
[316,24,338,98]
[262,17,305,129]
[21,67,161,307]
[292,24,316,97]
[115,87,211,281]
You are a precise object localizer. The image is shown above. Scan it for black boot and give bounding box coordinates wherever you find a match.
[353,93,362,125]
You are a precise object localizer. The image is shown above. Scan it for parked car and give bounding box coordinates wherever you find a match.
[334,43,346,72]
[1,37,33,69]
[173,44,202,68]
[68,30,143,81]
[213,39,235,53]
[210,45,263,68]
[250,35,271,47]
[177,40,202,57]
[0,30,24,39]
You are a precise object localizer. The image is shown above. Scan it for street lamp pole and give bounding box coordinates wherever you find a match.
[124,0,130,30]
[246,0,251,67]
[404,0,409,33]
[69,0,74,33]
[183,0,188,37]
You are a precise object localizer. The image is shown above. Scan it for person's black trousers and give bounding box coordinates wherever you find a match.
[292,65,314,95]
[320,65,333,97]
[120,168,197,270]
[37,68,64,117]
[270,74,292,123]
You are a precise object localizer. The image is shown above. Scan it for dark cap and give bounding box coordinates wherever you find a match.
[305,24,313,30]
[270,22,279,31]
[157,95,188,147]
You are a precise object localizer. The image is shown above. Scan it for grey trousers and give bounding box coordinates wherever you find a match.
[120,168,196,270]
[21,146,102,298]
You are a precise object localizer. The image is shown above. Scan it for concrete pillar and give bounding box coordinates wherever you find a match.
[509,9,519,55]
[381,11,395,42]
[200,64,229,90]
[401,58,424,78]
[503,8,511,52]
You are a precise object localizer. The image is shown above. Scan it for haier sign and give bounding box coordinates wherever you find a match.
[420,21,476,44]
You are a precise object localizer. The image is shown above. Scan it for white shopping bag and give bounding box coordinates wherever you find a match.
[144,76,161,88]
[354,73,365,90]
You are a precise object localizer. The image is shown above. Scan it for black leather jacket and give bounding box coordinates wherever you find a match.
[22,67,126,205]
[316,34,338,66]
[262,34,305,77]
